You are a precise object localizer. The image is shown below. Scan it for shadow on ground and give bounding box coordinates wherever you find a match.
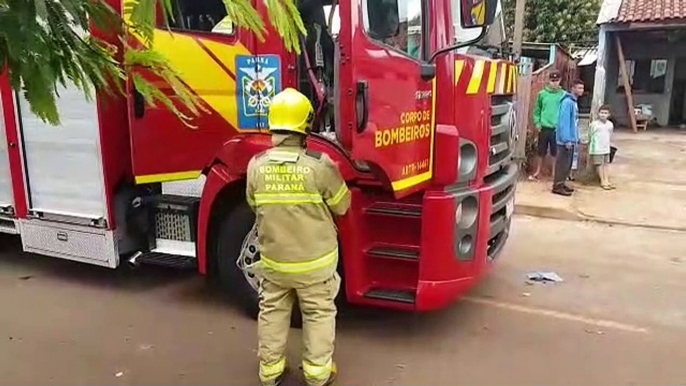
[0,233,456,336]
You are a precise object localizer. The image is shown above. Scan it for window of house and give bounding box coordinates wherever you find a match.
[364,0,424,60]
[617,59,667,94]
[166,0,234,35]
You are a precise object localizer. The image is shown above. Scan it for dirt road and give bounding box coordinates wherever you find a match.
[1,216,685,385]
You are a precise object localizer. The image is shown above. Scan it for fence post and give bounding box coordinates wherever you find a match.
[514,61,534,166]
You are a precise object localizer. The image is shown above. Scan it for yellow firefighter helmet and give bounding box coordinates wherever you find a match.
[268,88,315,135]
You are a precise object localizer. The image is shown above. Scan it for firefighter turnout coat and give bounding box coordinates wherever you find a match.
[246,134,351,288]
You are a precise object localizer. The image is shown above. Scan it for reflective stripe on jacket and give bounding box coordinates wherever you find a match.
[246,134,351,287]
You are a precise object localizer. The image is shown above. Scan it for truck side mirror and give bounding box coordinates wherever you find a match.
[427,0,498,64]
[460,0,498,28]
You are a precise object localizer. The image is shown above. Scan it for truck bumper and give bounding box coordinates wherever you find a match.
[415,164,517,311]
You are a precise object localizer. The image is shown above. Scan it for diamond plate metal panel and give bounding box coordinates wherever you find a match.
[20,220,118,268]
[161,175,206,198]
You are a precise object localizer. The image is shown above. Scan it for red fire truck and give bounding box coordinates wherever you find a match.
[0,0,517,316]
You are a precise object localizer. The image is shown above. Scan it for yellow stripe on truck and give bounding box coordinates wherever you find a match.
[455,60,465,86]
[509,65,518,93]
[152,32,246,129]
[487,61,498,93]
[467,60,485,94]
[135,170,202,184]
[498,62,508,94]
[391,171,432,191]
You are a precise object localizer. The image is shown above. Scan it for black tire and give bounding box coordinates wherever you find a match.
[214,201,302,327]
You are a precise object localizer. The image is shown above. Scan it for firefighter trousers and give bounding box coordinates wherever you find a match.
[258,273,341,386]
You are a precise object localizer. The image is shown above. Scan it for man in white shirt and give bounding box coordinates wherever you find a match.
[589,105,615,190]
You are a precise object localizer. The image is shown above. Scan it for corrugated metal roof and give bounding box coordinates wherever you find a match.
[612,0,686,23]
[570,46,599,66]
[598,0,624,24]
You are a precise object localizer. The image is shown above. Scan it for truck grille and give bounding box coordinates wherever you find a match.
[485,164,517,261]
[485,94,518,261]
[487,95,515,179]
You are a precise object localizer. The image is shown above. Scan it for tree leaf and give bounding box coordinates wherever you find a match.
[2,0,304,125]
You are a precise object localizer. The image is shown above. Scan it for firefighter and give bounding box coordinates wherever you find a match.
[246,88,351,386]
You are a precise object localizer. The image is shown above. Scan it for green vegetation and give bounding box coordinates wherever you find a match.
[0,0,304,125]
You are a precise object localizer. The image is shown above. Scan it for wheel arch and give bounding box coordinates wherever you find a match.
[199,170,246,278]
[197,133,361,279]
[197,134,272,276]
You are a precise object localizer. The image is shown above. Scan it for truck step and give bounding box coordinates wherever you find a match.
[0,218,18,235]
[364,288,416,304]
[364,203,421,218]
[367,246,419,261]
[135,252,197,269]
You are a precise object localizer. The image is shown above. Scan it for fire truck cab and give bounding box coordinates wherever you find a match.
[0,0,517,316]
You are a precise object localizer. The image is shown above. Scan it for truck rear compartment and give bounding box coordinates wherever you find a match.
[5,84,120,267]
[16,84,108,222]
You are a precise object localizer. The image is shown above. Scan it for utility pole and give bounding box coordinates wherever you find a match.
[513,0,526,57]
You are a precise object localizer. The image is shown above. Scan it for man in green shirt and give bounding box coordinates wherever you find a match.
[530,70,565,180]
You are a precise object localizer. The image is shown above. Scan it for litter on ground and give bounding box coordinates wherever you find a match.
[526,271,564,283]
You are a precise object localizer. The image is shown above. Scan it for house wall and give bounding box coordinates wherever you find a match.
[604,35,686,126]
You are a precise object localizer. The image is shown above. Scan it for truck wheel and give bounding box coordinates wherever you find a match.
[215,202,302,327]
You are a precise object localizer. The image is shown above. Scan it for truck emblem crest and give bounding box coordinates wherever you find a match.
[236,55,282,130]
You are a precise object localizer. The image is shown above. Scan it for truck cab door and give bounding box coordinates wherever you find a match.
[125,0,257,184]
[339,0,435,198]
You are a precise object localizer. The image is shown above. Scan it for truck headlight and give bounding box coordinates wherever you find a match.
[457,195,478,229]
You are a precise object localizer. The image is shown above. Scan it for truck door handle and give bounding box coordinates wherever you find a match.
[133,87,145,118]
[355,81,369,133]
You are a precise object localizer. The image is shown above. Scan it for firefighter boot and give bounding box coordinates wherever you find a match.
[320,362,338,386]
[272,366,290,386]
[301,362,337,386]
[260,360,290,386]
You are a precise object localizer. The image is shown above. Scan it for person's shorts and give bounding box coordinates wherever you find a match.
[537,129,557,157]
[592,154,611,165]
